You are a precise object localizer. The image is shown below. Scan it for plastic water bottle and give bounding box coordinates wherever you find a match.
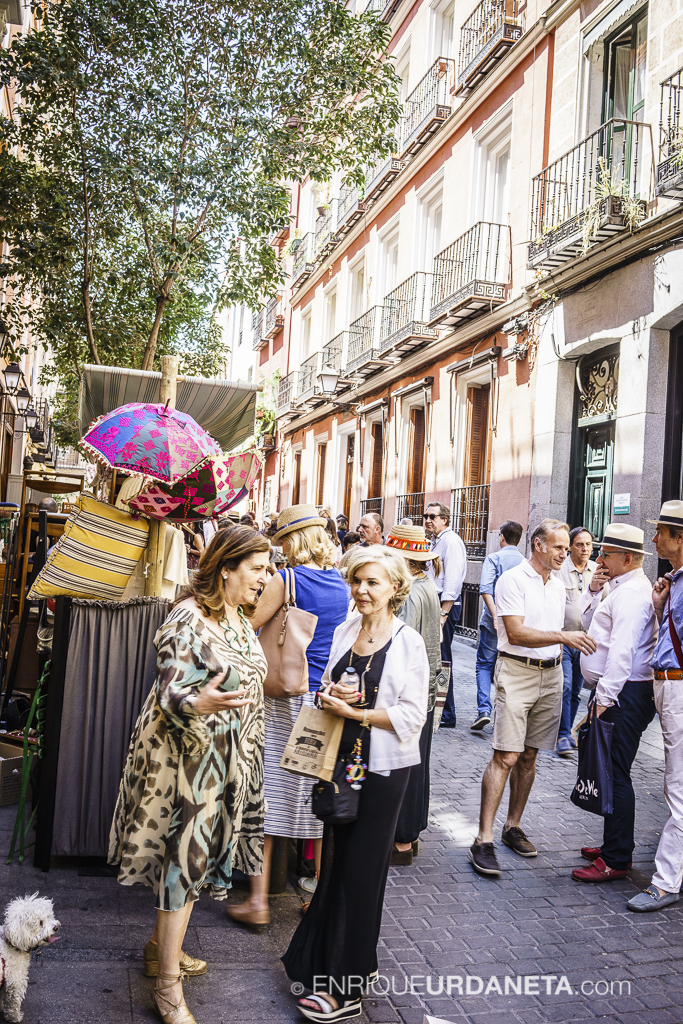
[338,667,360,693]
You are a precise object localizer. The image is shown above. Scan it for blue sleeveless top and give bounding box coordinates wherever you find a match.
[277,565,349,692]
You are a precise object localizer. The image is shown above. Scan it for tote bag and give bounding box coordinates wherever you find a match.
[570,707,614,816]
[279,704,344,782]
[259,568,318,698]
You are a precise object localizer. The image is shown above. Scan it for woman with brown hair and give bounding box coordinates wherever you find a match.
[109,526,270,1024]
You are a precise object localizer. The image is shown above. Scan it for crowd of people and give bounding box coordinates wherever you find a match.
[107,497,683,1024]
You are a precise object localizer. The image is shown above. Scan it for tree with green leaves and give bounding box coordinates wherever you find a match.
[0,0,399,385]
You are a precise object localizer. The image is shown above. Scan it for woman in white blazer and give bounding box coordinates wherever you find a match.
[283,545,429,1023]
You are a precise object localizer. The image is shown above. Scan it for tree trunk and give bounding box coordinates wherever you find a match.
[144,355,179,598]
[81,278,101,365]
[140,290,171,371]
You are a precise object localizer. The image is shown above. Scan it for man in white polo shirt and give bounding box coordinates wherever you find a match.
[469,519,597,877]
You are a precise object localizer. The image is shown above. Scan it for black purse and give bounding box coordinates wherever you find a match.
[311,757,360,825]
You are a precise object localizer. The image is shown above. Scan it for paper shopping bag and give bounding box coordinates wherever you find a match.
[280,704,344,782]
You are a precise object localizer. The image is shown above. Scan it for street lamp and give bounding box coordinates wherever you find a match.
[3,362,21,394]
[15,387,31,413]
[317,365,341,398]
[24,405,39,431]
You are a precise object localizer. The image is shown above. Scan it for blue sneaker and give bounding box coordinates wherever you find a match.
[627,886,680,912]
[556,736,574,757]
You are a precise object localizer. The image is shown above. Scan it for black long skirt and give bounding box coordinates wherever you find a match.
[282,765,410,1000]
[395,709,434,844]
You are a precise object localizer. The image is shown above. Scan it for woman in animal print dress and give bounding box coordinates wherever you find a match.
[108,526,270,1024]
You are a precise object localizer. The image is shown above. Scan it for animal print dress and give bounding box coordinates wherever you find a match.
[108,602,266,911]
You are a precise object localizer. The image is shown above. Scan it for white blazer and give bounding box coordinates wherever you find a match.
[321,614,429,774]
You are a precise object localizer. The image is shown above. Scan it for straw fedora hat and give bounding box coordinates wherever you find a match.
[272,503,328,543]
[647,500,683,529]
[601,523,651,554]
[385,524,433,561]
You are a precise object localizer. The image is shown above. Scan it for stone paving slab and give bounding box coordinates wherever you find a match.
[0,639,680,1024]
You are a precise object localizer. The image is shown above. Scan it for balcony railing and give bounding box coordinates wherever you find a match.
[452,484,490,559]
[430,222,510,327]
[454,582,481,641]
[337,183,366,236]
[457,0,522,94]
[277,371,298,416]
[298,353,320,403]
[252,309,267,351]
[346,306,384,376]
[401,57,454,159]
[323,331,347,371]
[379,272,438,355]
[528,118,650,269]
[396,492,425,524]
[364,152,404,204]
[360,496,384,517]
[367,0,403,20]
[291,232,314,287]
[657,66,683,199]
[314,200,339,260]
[264,295,284,339]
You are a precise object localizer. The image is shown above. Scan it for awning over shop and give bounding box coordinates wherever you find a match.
[78,365,257,452]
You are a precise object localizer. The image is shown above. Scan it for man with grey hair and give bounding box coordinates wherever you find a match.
[358,512,383,547]
[424,501,466,728]
[469,519,596,877]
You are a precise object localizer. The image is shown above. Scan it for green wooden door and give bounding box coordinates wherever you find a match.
[581,422,615,541]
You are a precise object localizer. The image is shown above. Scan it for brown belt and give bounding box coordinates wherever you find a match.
[499,651,561,670]
[654,669,683,680]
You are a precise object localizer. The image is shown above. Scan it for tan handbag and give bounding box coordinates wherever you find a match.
[260,568,318,697]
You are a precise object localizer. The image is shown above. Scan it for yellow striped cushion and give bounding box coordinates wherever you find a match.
[28,494,149,601]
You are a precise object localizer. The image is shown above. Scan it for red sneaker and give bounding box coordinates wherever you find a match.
[572,857,629,883]
[580,847,632,867]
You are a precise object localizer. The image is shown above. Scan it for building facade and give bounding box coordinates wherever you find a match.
[234,0,683,633]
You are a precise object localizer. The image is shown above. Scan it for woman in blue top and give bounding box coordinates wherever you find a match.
[227,504,349,928]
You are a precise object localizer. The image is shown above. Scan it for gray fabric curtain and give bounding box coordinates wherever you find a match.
[51,596,169,857]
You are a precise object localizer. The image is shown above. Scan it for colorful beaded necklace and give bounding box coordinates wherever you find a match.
[219,606,253,660]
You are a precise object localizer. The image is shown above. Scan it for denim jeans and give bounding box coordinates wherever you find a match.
[439,599,462,727]
[475,625,497,717]
[599,680,657,870]
[558,646,584,741]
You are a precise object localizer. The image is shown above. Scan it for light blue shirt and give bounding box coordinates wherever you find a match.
[478,545,525,632]
[652,567,683,670]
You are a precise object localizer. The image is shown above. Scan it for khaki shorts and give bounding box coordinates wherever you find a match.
[492,656,563,752]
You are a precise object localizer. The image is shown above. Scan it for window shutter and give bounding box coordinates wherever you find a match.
[369,423,383,499]
[343,435,354,520]
[316,444,327,506]
[464,385,489,487]
[292,452,302,505]
[408,407,425,494]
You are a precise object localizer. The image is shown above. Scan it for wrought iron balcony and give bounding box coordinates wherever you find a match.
[252,308,267,351]
[454,582,481,641]
[322,331,348,372]
[452,484,490,559]
[395,492,425,524]
[314,200,339,261]
[430,223,510,328]
[264,295,284,339]
[277,371,298,417]
[528,118,650,270]
[360,496,384,517]
[364,153,404,205]
[298,352,323,404]
[457,0,522,95]
[400,58,454,160]
[656,66,683,199]
[337,183,367,238]
[367,0,403,20]
[291,232,315,288]
[346,306,386,377]
[379,272,438,356]
[268,223,289,246]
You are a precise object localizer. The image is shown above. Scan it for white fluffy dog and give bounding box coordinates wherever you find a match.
[0,893,60,1022]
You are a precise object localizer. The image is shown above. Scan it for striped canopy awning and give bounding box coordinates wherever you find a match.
[78,365,257,452]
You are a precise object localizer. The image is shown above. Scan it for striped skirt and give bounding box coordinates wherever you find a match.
[263,691,324,839]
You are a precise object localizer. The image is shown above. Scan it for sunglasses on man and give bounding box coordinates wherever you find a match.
[423,513,441,521]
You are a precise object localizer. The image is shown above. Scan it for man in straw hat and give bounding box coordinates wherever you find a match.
[572,524,658,884]
[627,501,683,912]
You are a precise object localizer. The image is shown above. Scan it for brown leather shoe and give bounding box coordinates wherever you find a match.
[572,857,629,882]
[226,902,270,928]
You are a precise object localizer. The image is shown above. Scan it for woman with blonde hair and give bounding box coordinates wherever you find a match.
[283,544,429,1021]
[227,504,349,926]
[109,527,270,1024]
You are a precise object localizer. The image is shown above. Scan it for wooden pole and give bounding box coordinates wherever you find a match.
[144,355,179,597]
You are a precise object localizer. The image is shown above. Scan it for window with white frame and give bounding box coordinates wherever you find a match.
[471,105,512,226]
[325,288,337,341]
[432,0,455,62]
[300,308,312,361]
[349,259,365,322]
[417,179,443,272]
[395,44,411,102]
[379,224,400,300]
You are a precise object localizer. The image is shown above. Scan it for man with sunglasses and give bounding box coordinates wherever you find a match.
[424,502,467,728]
[572,524,658,885]
[627,501,683,912]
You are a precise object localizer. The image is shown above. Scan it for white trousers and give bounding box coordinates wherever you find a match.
[652,678,683,893]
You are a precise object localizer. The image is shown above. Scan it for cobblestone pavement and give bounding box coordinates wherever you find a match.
[1,640,680,1024]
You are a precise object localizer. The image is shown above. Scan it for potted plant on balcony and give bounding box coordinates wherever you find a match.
[255,369,279,448]
[580,157,645,255]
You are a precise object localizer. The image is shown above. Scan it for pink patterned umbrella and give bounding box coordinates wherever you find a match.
[126,451,262,521]
[82,402,221,484]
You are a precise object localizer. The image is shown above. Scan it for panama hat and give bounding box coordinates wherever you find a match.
[647,500,683,529]
[272,503,328,543]
[385,524,434,561]
[601,523,651,554]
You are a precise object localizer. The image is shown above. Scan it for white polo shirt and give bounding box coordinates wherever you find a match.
[495,558,566,660]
